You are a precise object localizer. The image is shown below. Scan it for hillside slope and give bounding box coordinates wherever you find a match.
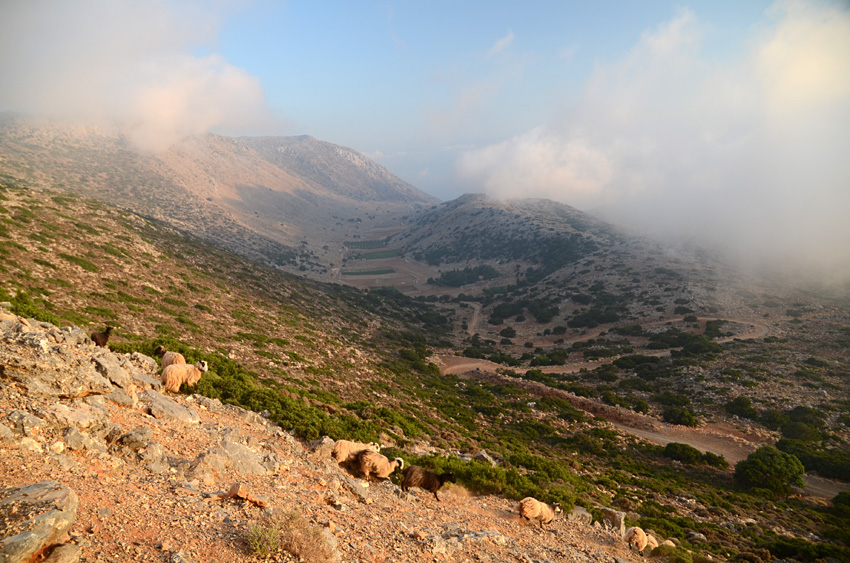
[0,315,640,563]
[0,114,435,275]
[2,182,850,561]
[239,135,439,205]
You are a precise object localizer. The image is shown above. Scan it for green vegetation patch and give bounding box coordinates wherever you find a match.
[58,253,99,272]
[340,268,395,276]
[428,265,500,287]
[356,249,401,260]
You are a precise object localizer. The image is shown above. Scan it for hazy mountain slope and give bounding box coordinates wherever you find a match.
[393,194,619,269]
[239,135,439,204]
[0,114,434,275]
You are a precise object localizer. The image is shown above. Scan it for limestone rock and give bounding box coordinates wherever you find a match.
[5,410,47,436]
[567,506,593,525]
[307,436,336,461]
[0,338,114,397]
[0,422,13,442]
[42,543,81,563]
[116,427,154,451]
[188,394,225,414]
[227,483,268,507]
[37,402,107,430]
[63,427,98,451]
[139,391,200,424]
[91,353,133,389]
[0,481,79,563]
[215,441,268,475]
[125,352,158,375]
[687,531,707,543]
[600,507,626,539]
[472,450,499,466]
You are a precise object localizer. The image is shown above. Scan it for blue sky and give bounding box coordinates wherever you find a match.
[2,1,850,278]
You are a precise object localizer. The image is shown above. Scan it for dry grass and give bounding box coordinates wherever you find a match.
[247,509,335,562]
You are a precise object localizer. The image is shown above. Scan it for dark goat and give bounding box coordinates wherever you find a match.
[91,326,112,347]
[401,466,456,501]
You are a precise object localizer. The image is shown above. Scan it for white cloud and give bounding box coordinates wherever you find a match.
[457,1,850,280]
[487,30,515,58]
[0,0,276,152]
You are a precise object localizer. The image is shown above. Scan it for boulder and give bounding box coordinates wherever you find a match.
[0,481,79,563]
[307,436,336,462]
[37,402,107,430]
[600,507,627,539]
[566,506,593,525]
[42,543,81,563]
[472,450,499,466]
[139,391,200,424]
[215,441,269,475]
[116,427,154,451]
[91,352,133,389]
[5,410,47,436]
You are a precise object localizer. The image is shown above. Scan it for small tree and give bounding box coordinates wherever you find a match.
[725,396,758,420]
[663,406,699,427]
[734,445,805,495]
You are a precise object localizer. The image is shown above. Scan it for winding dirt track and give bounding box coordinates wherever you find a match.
[439,316,849,498]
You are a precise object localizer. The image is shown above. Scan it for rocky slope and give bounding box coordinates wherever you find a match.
[0,309,646,563]
[0,114,435,274]
[238,136,438,205]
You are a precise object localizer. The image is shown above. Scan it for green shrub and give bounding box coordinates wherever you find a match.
[58,253,99,272]
[734,445,804,495]
[3,291,61,325]
[759,409,789,431]
[663,407,698,427]
[664,442,704,465]
[780,421,822,442]
[725,396,758,420]
[650,545,693,563]
[758,536,850,562]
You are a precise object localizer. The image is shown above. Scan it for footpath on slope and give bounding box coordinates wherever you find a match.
[0,308,646,563]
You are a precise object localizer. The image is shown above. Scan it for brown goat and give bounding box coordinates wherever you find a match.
[91,326,112,347]
[401,466,456,501]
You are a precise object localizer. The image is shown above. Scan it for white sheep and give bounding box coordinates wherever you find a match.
[517,497,562,528]
[646,533,659,552]
[350,449,404,481]
[624,526,648,553]
[161,361,208,393]
[154,345,187,369]
[331,439,380,463]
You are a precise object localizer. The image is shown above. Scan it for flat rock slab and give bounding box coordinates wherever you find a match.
[36,403,107,431]
[0,352,113,398]
[0,481,79,563]
[139,391,200,424]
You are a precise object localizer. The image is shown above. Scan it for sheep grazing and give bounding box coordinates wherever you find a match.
[91,326,113,347]
[154,345,187,369]
[645,533,659,552]
[624,526,648,554]
[161,361,208,393]
[401,466,456,501]
[349,449,404,481]
[517,497,562,528]
[331,440,380,463]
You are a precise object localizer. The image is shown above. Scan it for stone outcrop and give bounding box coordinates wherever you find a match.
[0,481,79,563]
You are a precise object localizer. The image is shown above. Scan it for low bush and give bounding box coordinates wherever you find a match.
[247,509,335,562]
